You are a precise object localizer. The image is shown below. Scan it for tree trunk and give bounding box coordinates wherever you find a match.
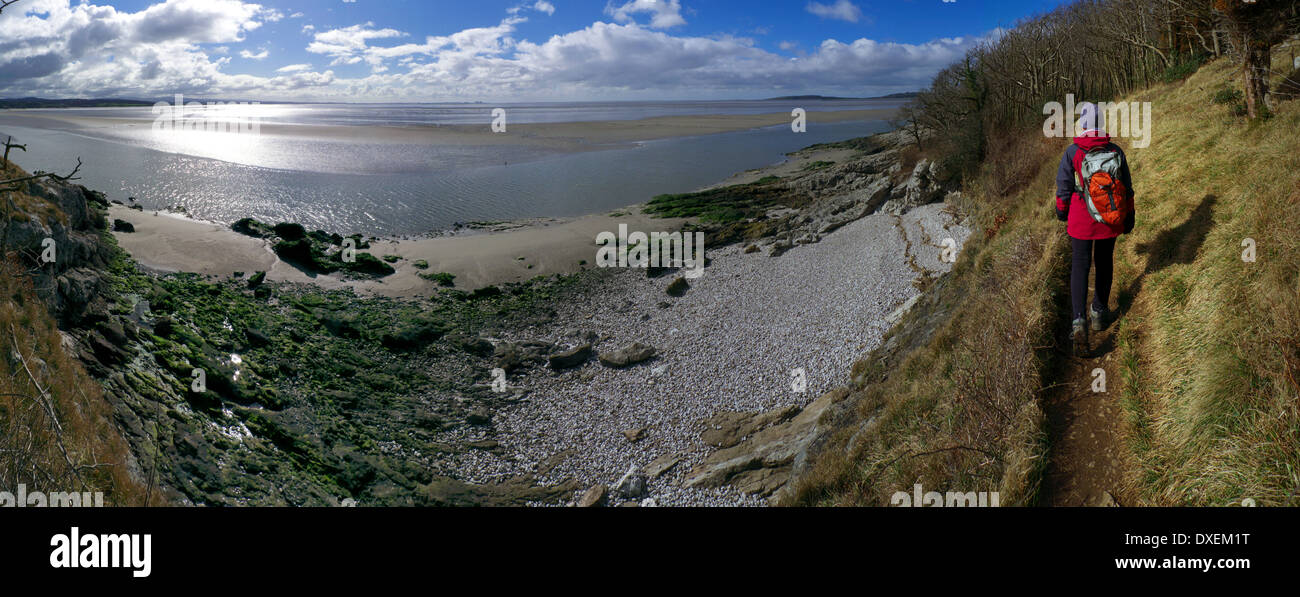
[1242,37,1272,118]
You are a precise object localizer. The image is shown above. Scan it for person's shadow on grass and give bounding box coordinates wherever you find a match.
[1094,194,1217,356]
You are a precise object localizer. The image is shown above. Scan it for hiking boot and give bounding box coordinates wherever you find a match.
[1071,317,1088,356]
[1089,304,1110,332]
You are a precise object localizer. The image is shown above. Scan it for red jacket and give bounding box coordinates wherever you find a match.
[1055,134,1135,240]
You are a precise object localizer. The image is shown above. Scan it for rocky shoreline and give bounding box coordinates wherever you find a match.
[424,130,972,506]
[4,128,968,506]
[445,202,967,507]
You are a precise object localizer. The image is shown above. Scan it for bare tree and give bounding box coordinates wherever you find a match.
[1214,0,1296,118]
[893,104,927,151]
[0,0,20,15]
[2,135,26,168]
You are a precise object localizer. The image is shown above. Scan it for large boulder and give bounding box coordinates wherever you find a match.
[611,466,648,500]
[598,342,656,368]
[548,344,593,370]
[494,341,554,372]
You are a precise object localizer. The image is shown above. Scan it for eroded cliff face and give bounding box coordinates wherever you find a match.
[2,163,150,504]
[4,170,115,327]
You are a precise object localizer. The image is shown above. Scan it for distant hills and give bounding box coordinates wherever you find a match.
[764,92,918,101]
[0,97,154,109]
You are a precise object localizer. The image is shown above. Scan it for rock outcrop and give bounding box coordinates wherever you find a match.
[5,177,115,327]
[683,388,850,503]
[748,131,954,257]
[880,159,948,216]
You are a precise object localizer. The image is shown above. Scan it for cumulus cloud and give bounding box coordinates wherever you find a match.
[806,0,862,23]
[510,1,555,16]
[604,0,686,29]
[306,21,407,66]
[0,0,329,97]
[0,0,987,101]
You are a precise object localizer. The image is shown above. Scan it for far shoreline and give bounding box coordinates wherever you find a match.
[2,107,898,153]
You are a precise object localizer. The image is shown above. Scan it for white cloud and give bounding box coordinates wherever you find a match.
[0,0,332,97]
[306,22,407,66]
[0,0,986,101]
[605,0,686,29]
[512,1,555,16]
[806,0,862,23]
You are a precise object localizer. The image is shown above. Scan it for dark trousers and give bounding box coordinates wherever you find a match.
[1070,236,1115,321]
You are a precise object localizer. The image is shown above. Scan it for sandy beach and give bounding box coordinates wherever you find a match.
[109,204,690,296]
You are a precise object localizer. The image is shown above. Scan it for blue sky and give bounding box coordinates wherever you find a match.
[0,0,1074,101]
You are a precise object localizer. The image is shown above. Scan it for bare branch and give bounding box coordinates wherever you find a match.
[9,324,89,492]
[0,157,82,193]
[3,136,26,167]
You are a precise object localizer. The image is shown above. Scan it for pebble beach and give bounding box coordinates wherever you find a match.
[439,203,970,506]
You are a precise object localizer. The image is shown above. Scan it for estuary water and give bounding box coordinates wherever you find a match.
[0,100,897,236]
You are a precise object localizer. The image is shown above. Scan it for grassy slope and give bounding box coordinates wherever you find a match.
[1,261,148,504]
[792,53,1299,506]
[1115,55,1300,506]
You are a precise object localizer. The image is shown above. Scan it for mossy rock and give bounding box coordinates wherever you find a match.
[345,234,371,250]
[334,252,395,277]
[420,272,456,287]
[666,277,690,297]
[154,316,176,337]
[317,310,362,339]
[232,218,273,238]
[274,239,323,269]
[247,271,267,288]
[245,327,271,348]
[381,316,447,350]
[273,222,308,240]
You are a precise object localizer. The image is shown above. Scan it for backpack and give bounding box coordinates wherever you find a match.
[1075,146,1132,226]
